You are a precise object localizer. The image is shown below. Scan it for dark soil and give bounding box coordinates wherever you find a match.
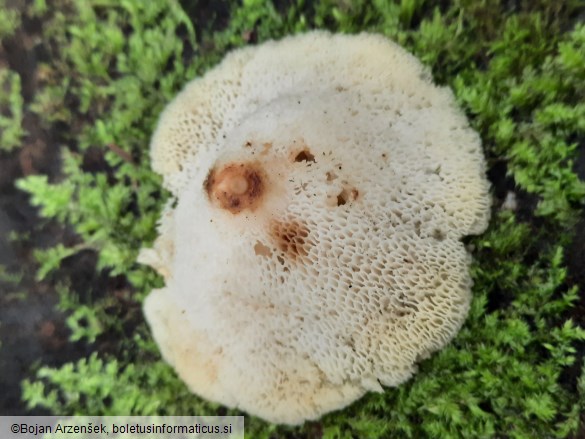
[0,2,84,414]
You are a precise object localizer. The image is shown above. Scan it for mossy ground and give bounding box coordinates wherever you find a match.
[0,0,584,437]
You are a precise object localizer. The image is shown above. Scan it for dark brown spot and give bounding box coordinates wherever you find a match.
[336,187,359,206]
[204,161,265,214]
[293,149,315,163]
[270,219,312,263]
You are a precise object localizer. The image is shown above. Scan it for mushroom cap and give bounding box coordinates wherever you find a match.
[139,31,491,425]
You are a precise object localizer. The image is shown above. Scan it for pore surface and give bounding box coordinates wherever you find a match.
[140,32,491,425]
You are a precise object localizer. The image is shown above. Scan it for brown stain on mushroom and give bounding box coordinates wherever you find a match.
[254,241,273,257]
[289,139,315,164]
[293,149,315,163]
[204,161,266,214]
[336,187,359,206]
[242,140,272,156]
[325,171,338,182]
[261,142,272,156]
[270,219,312,263]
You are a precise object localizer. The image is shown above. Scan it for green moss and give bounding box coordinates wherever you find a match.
[0,70,25,152]
[0,0,20,40]
[11,0,585,437]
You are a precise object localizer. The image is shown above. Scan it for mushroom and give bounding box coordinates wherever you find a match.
[138,31,491,425]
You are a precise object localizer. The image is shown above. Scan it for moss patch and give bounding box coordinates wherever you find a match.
[1,0,584,437]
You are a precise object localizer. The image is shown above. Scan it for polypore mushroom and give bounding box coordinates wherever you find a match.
[138,31,491,425]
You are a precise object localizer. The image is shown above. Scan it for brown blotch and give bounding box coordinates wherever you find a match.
[336,187,359,206]
[326,171,338,182]
[204,161,265,214]
[261,142,272,155]
[254,241,273,257]
[292,148,315,163]
[270,219,312,263]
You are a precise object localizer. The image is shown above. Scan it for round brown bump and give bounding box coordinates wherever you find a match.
[205,162,265,214]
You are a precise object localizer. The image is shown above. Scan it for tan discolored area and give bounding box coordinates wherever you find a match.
[270,219,312,262]
[254,241,273,257]
[174,337,221,387]
[143,290,226,402]
[204,161,266,214]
